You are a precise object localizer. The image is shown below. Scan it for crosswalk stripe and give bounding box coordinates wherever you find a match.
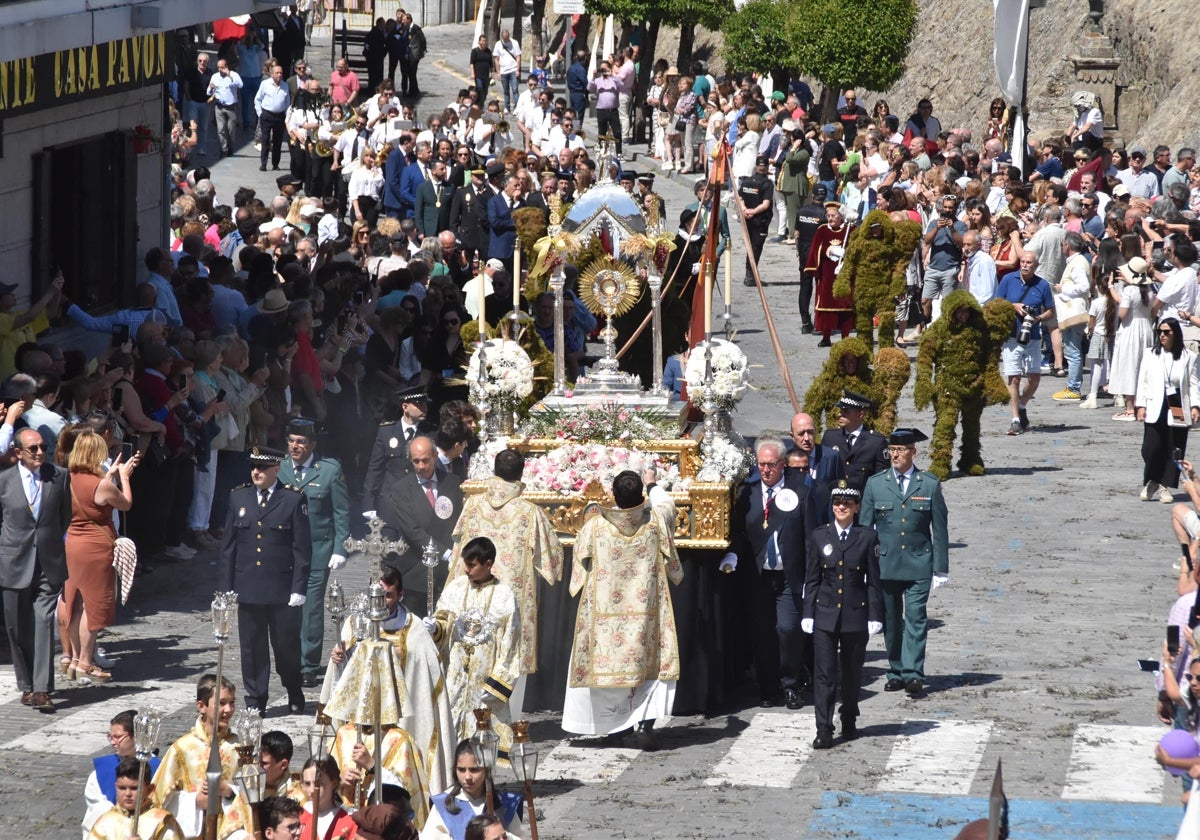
[1062,724,1164,803]
[704,710,813,788]
[538,739,642,784]
[0,680,197,756]
[876,719,992,796]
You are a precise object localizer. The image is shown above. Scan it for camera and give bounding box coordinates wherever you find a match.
[1017,305,1042,345]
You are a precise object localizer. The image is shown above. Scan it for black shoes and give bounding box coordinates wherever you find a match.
[801,324,814,335]
[817,337,832,347]
[884,677,906,692]
[784,688,803,710]
[905,678,924,696]
[841,719,858,741]
[301,673,320,688]
[759,693,783,708]
[812,728,835,750]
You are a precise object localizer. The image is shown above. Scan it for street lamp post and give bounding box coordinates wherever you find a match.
[204,591,238,840]
[470,707,500,816]
[509,720,539,840]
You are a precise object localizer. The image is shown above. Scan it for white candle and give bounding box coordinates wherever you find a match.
[704,264,713,335]
[513,238,522,313]
[725,249,733,305]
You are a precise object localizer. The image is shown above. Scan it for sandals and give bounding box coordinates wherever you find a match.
[1112,410,1135,421]
[74,660,112,683]
[60,657,75,681]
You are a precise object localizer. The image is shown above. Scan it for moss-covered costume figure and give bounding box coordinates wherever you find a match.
[832,209,923,349]
[912,290,1017,480]
[804,336,911,436]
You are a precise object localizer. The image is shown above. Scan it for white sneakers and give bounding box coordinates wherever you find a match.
[1079,394,1098,409]
[1140,481,1159,501]
[1160,486,1176,504]
[163,544,197,560]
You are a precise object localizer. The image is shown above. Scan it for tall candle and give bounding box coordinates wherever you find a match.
[478,270,486,338]
[513,239,522,313]
[704,264,713,335]
[725,249,733,304]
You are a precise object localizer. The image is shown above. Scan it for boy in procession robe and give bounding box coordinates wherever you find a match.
[88,757,185,840]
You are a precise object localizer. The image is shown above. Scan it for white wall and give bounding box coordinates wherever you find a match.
[0,85,166,305]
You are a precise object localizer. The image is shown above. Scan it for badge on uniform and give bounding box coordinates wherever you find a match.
[775,489,798,512]
[238,507,246,519]
[823,543,833,556]
[434,496,454,520]
[389,437,399,449]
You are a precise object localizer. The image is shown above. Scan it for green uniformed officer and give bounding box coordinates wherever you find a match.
[278,419,351,687]
[858,428,948,697]
[218,446,312,715]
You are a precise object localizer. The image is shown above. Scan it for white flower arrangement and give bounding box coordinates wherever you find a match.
[684,338,749,410]
[696,436,753,483]
[522,444,682,495]
[467,339,534,409]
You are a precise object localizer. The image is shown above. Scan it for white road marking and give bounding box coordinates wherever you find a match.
[704,710,813,788]
[1,680,196,755]
[877,719,992,795]
[1062,724,1164,803]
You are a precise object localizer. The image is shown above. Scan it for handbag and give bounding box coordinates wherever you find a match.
[673,117,688,133]
[1054,294,1089,329]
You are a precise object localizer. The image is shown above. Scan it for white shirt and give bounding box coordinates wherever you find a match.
[1157,265,1199,322]
[966,250,997,305]
[493,38,521,76]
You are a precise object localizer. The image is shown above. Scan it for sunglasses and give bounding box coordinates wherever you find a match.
[1188,674,1200,682]
[23,444,46,453]
[1161,329,1175,335]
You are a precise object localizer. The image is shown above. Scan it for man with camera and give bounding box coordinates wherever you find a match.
[921,195,967,323]
[995,252,1055,435]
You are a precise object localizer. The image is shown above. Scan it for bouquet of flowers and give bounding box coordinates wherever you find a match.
[684,338,749,410]
[520,402,681,441]
[697,437,753,484]
[467,339,534,410]
[523,444,682,495]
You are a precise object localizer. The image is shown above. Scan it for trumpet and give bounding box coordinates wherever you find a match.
[497,120,510,133]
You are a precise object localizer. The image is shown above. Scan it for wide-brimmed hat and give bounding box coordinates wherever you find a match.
[257,289,290,314]
[1119,256,1152,285]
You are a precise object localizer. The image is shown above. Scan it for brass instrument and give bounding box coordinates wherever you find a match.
[313,137,335,157]
[497,120,510,133]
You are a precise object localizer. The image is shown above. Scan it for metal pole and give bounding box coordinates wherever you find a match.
[372,707,384,804]
[523,780,539,840]
[203,642,225,840]
[130,762,147,840]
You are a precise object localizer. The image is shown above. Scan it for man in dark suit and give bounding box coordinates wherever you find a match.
[382,136,411,219]
[859,428,949,697]
[399,141,432,220]
[0,429,72,712]
[218,446,312,715]
[789,411,845,525]
[414,159,456,238]
[379,435,463,616]
[803,480,883,749]
[449,167,495,266]
[722,432,818,709]
[820,389,889,493]
[487,173,523,272]
[362,388,435,515]
[278,419,351,687]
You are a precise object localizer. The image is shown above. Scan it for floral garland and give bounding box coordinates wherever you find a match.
[522,444,682,495]
[684,338,749,411]
[520,401,681,441]
[467,339,534,410]
[696,437,753,484]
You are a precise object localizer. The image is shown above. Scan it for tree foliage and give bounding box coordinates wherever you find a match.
[722,0,793,75]
[788,0,917,93]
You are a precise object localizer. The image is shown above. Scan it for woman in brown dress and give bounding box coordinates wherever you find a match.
[61,431,139,682]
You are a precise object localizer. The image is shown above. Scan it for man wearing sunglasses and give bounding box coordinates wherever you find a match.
[0,428,73,712]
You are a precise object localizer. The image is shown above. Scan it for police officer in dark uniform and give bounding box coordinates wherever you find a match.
[448,166,496,268]
[802,480,883,749]
[820,389,889,494]
[362,388,436,515]
[738,154,775,286]
[794,184,829,333]
[218,446,312,715]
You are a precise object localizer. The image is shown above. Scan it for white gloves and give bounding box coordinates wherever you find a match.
[288,594,306,607]
[441,548,452,564]
[422,616,438,635]
[932,575,948,590]
[328,554,347,571]
[362,510,377,520]
[719,553,738,573]
[867,621,883,636]
[801,618,814,634]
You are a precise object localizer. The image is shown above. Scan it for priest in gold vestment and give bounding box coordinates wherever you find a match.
[563,469,683,744]
[450,448,563,717]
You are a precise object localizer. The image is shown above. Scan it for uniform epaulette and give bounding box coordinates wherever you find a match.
[284,483,302,492]
[234,482,253,490]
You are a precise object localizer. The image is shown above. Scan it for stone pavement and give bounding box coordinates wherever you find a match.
[0,20,1189,840]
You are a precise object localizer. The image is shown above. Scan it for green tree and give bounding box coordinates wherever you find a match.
[722,0,794,75]
[788,0,917,115]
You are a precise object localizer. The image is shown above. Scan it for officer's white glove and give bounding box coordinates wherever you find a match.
[867,621,883,636]
[288,594,306,607]
[801,618,814,634]
[932,575,948,590]
[442,548,452,564]
[328,554,347,571]
[718,552,737,573]
[422,616,438,635]
[362,510,378,520]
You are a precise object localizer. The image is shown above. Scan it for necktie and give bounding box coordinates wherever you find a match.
[847,431,857,449]
[762,486,774,530]
[423,481,436,508]
[763,487,780,570]
[405,426,415,441]
[840,529,848,546]
[295,464,305,482]
[27,471,41,519]
[898,474,908,496]
[259,488,269,508]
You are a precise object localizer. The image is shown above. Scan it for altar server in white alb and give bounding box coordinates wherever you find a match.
[563,468,683,750]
